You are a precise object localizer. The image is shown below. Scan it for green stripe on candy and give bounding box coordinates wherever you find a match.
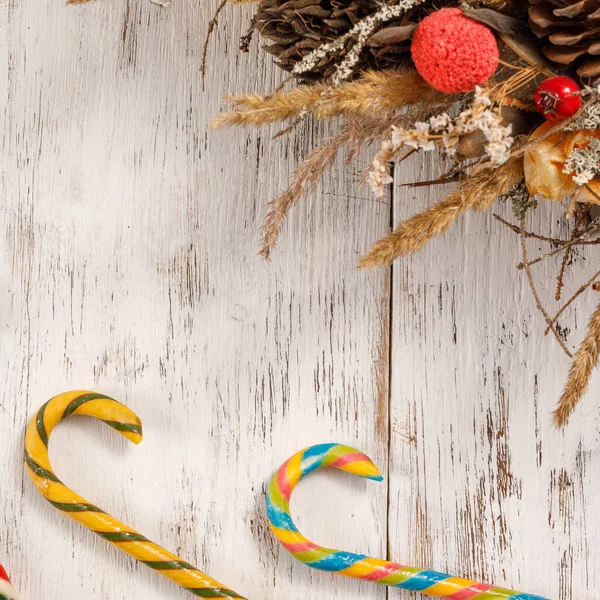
[143,561,197,571]
[36,401,50,447]
[471,589,522,599]
[0,594,14,600]
[188,590,246,598]
[319,444,354,468]
[49,500,106,513]
[379,565,423,586]
[24,451,61,484]
[103,421,142,436]
[268,477,288,512]
[62,393,114,418]
[95,532,150,543]
[291,547,336,564]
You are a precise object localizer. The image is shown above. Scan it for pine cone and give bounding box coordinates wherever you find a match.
[253,0,434,82]
[529,0,600,79]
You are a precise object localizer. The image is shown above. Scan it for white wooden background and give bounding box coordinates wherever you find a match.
[0,1,598,599]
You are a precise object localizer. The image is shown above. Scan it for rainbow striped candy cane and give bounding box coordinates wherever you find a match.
[0,565,17,600]
[25,391,245,599]
[267,443,549,600]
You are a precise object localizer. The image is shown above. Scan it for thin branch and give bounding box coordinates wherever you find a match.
[493,215,568,245]
[518,218,600,270]
[202,0,228,93]
[545,270,600,335]
[519,216,573,358]
[494,213,600,247]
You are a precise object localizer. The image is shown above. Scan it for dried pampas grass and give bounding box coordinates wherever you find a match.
[213,70,444,128]
[260,134,347,260]
[358,157,524,268]
[259,104,454,259]
[554,300,600,428]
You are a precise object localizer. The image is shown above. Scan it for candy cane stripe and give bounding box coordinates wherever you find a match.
[103,421,143,435]
[143,561,198,570]
[62,392,112,417]
[48,501,107,513]
[267,444,549,600]
[23,451,61,483]
[96,532,150,543]
[36,401,50,447]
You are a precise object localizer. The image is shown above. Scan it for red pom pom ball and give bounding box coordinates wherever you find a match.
[411,8,499,94]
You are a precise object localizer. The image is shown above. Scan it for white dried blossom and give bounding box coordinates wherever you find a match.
[566,88,600,131]
[430,113,452,130]
[368,88,514,196]
[462,88,513,165]
[473,86,492,108]
[292,0,427,86]
[563,137,600,187]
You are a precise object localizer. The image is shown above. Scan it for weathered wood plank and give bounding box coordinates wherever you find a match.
[389,152,600,600]
[0,1,390,598]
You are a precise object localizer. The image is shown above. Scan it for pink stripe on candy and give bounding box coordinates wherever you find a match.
[0,565,10,583]
[446,583,495,599]
[277,458,293,501]
[281,541,320,553]
[329,453,370,469]
[361,562,405,581]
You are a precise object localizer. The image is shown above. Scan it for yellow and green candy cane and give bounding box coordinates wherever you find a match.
[0,565,17,600]
[267,443,550,600]
[25,391,245,599]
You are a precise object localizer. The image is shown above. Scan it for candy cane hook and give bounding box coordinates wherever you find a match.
[0,565,17,600]
[267,443,549,600]
[25,390,245,599]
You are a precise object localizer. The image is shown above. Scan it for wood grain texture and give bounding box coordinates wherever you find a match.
[0,1,389,598]
[0,1,598,599]
[389,153,600,600]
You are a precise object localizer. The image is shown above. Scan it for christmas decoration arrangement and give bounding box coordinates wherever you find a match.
[214,0,600,427]
[25,391,245,599]
[267,443,548,599]
[0,565,17,600]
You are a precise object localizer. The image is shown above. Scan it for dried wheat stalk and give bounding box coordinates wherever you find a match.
[260,135,348,259]
[358,157,524,268]
[554,299,600,427]
[213,70,443,128]
[259,104,453,259]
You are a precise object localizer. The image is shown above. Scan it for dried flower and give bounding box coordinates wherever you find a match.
[368,87,513,196]
[563,137,600,187]
[565,86,600,132]
[524,122,600,204]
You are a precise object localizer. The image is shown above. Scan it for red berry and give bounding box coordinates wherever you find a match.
[411,8,499,94]
[534,76,582,123]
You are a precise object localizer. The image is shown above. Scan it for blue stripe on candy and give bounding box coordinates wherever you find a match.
[266,497,297,531]
[300,444,338,477]
[511,596,551,600]
[396,570,452,592]
[308,550,367,572]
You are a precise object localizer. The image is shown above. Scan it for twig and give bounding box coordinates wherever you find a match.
[494,214,600,247]
[202,0,228,93]
[519,216,573,358]
[493,215,568,245]
[518,218,600,269]
[555,209,588,301]
[545,270,600,335]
